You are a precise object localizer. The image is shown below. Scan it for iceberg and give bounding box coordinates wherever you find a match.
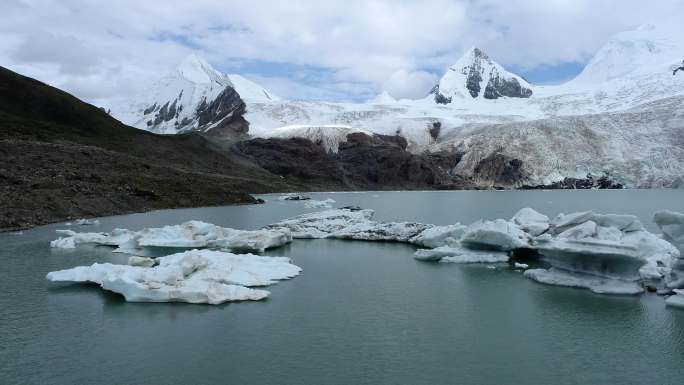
[278,193,311,201]
[46,250,302,305]
[549,211,595,234]
[64,219,100,226]
[511,208,549,236]
[665,290,684,309]
[524,268,644,295]
[335,221,431,242]
[409,224,467,248]
[654,210,684,253]
[525,209,680,294]
[128,256,156,267]
[50,221,292,253]
[653,210,684,289]
[304,198,336,209]
[50,230,107,249]
[266,208,375,238]
[461,219,530,251]
[266,208,430,242]
[414,245,509,263]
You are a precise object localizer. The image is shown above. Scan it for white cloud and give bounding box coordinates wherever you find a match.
[383,70,438,99]
[1,0,682,105]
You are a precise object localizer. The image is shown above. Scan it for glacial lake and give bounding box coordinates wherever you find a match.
[2,190,684,385]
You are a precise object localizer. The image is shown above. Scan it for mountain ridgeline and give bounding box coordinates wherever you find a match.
[0,66,292,230]
[0,66,480,230]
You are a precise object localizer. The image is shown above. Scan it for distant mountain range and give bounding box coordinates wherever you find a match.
[109,24,684,188]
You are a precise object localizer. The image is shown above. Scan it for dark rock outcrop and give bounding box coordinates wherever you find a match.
[0,66,292,231]
[484,76,533,99]
[473,153,528,186]
[235,133,470,190]
[521,174,624,190]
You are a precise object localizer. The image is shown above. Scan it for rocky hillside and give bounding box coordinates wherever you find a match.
[0,66,294,231]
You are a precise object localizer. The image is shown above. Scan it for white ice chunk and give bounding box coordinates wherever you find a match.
[74,219,100,226]
[532,236,644,281]
[206,228,292,253]
[409,224,467,248]
[50,221,292,254]
[128,256,156,267]
[461,219,530,251]
[50,237,76,249]
[550,211,594,234]
[137,220,214,248]
[654,210,684,253]
[50,230,107,248]
[590,214,643,232]
[514,262,529,269]
[511,208,549,236]
[524,268,644,295]
[304,199,336,209]
[266,209,375,239]
[665,290,684,309]
[414,246,509,263]
[266,208,430,242]
[278,193,311,201]
[557,220,597,239]
[46,250,302,305]
[334,221,430,242]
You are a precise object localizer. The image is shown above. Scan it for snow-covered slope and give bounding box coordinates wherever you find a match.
[369,91,397,105]
[227,73,279,102]
[111,54,278,135]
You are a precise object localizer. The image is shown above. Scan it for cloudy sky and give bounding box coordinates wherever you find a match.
[1,0,682,107]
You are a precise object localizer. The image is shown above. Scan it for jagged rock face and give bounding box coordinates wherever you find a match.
[473,153,528,186]
[141,83,247,139]
[234,133,469,190]
[113,55,250,139]
[431,47,533,103]
[484,76,533,99]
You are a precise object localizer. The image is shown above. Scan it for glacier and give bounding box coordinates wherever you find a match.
[46,250,301,304]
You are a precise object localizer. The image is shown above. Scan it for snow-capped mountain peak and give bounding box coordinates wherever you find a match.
[177,53,229,85]
[430,47,533,104]
[369,90,397,104]
[569,23,684,85]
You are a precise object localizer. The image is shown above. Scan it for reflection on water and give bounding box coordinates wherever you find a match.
[2,190,684,385]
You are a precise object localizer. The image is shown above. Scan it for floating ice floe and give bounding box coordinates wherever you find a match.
[414,246,509,263]
[526,210,680,294]
[654,210,684,290]
[50,230,107,249]
[64,219,100,226]
[50,221,292,253]
[267,208,437,243]
[278,193,311,201]
[461,219,531,251]
[514,262,529,269]
[409,224,467,248]
[46,250,302,304]
[128,256,156,267]
[524,268,644,295]
[654,211,684,254]
[665,290,684,309]
[304,198,336,209]
[512,208,549,237]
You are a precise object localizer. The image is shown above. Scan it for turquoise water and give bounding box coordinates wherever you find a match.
[1,190,684,384]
